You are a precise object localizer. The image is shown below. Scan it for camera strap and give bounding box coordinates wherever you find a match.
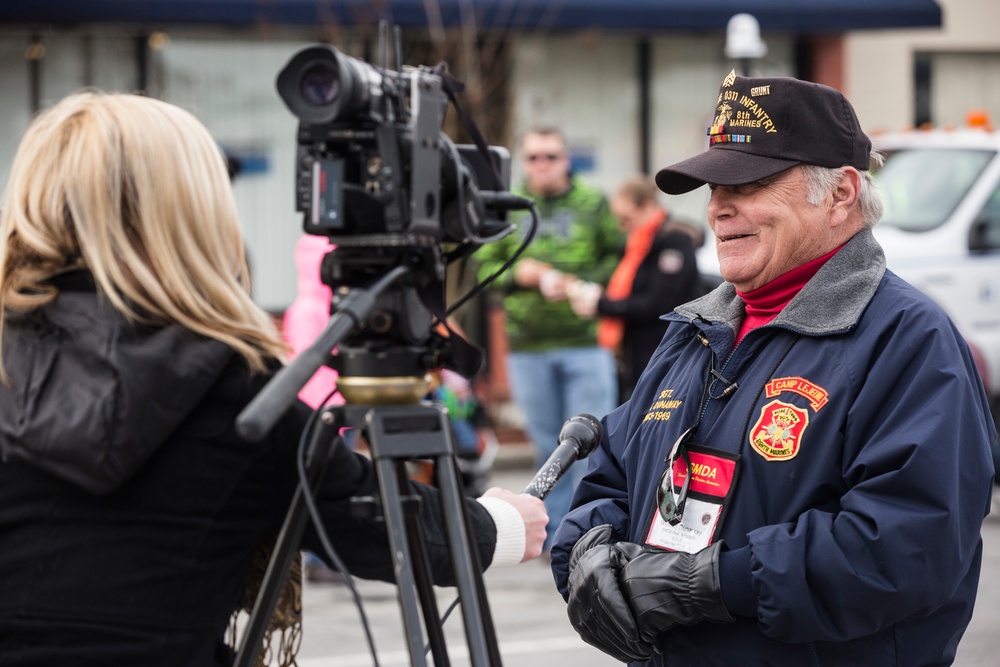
[418,277,485,379]
[432,63,504,189]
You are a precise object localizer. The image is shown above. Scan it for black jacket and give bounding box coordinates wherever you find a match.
[597,226,703,399]
[0,272,498,666]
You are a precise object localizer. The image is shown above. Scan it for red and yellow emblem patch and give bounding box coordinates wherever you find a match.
[749,400,809,461]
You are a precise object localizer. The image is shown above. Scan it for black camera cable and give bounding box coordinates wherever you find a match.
[296,391,382,667]
[444,202,539,320]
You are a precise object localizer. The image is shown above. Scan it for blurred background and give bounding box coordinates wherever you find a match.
[6,0,995,440]
[0,0,991,305]
[2,0,997,418]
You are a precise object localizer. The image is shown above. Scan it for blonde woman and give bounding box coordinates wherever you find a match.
[0,92,545,666]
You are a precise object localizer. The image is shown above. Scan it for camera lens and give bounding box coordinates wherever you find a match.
[300,63,341,107]
[278,45,370,123]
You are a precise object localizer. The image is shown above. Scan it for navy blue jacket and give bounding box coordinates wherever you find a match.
[551,229,996,666]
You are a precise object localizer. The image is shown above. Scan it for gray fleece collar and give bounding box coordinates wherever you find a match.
[675,227,887,336]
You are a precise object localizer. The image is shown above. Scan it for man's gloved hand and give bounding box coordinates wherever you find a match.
[566,525,653,663]
[620,541,735,644]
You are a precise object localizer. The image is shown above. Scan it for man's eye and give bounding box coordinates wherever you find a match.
[736,178,776,195]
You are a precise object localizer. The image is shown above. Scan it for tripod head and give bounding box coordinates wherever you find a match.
[319,242,442,405]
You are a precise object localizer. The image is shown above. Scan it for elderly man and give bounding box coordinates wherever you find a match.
[551,72,997,666]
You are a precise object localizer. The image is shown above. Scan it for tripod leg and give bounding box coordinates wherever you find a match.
[398,466,453,667]
[366,404,503,667]
[372,455,432,667]
[433,449,503,667]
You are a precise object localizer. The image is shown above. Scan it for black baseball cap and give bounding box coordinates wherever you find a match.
[655,71,872,195]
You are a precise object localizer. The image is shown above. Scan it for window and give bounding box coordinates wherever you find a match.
[875,148,995,232]
[971,181,1000,251]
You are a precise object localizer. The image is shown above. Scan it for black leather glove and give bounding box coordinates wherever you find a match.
[565,525,653,663]
[620,541,735,644]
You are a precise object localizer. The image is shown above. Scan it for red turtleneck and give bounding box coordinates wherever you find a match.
[735,245,844,344]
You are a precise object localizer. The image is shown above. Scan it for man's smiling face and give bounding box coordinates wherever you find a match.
[706,166,841,292]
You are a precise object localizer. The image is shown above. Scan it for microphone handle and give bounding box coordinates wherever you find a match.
[522,441,579,500]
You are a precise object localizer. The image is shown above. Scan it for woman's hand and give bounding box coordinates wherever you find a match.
[481,487,549,562]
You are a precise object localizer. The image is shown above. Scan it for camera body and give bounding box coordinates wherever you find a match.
[277,44,511,246]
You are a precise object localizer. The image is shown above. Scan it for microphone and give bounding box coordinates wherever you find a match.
[522,413,603,499]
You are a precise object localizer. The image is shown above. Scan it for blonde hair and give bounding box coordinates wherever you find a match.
[0,91,287,376]
[800,151,885,229]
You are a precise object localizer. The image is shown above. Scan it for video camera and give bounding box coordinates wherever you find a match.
[274,37,524,394]
[277,43,513,244]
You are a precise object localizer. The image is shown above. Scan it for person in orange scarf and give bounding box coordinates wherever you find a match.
[569,176,706,400]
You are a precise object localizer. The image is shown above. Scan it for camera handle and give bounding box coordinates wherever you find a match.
[235,265,410,443]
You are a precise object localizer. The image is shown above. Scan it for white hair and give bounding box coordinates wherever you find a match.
[800,151,884,228]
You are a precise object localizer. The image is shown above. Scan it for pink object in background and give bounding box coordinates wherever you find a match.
[282,234,343,409]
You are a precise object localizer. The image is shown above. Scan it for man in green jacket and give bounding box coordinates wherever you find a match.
[477,126,624,549]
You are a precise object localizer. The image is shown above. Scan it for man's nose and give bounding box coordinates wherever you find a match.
[707,187,734,221]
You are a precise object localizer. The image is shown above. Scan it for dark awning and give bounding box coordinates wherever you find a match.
[0,0,942,33]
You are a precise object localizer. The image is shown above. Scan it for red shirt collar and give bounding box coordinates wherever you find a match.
[735,244,844,342]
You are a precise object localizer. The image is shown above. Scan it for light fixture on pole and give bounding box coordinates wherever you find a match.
[725,13,767,76]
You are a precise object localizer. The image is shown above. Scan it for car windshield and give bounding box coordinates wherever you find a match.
[875,148,995,232]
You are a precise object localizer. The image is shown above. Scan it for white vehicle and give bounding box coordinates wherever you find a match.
[871,121,1000,430]
[693,117,1000,429]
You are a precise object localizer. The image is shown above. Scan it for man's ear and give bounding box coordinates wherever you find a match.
[830,167,861,229]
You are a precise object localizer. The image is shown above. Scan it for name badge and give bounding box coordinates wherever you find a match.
[644,444,740,553]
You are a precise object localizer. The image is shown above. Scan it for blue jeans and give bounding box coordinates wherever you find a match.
[506,347,618,548]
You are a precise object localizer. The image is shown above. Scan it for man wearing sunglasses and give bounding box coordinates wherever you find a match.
[476,126,623,551]
[550,72,997,666]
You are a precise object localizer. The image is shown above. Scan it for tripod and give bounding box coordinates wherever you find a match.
[234,268,503,667]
